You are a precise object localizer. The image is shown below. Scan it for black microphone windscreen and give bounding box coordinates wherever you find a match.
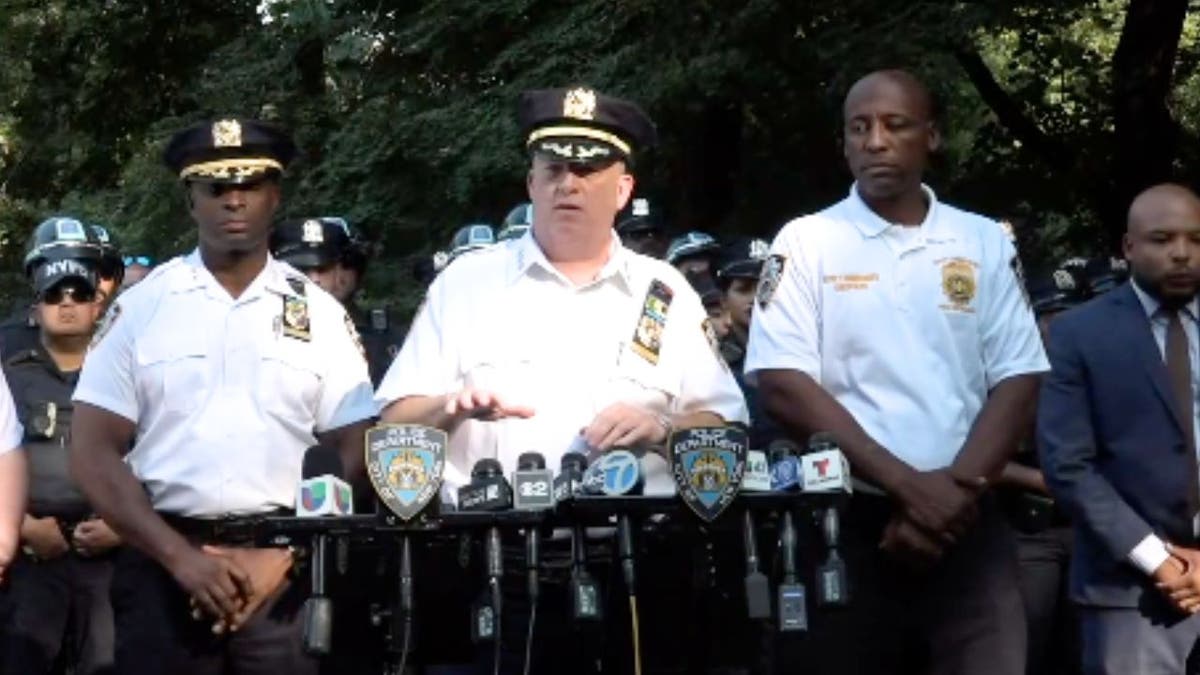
[517,452,546,470]
[302,446,344,480]
[561,451,588,472]
[768,438,800,459]
[807,432,837,452]
[472,458,504,479]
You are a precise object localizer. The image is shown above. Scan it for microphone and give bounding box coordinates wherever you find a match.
[553,452,588,502]
[297,445,354,516]
[581,450,644,496]
[801,433,853,494]
[777,510,808,632]
[768,440,802,491]
[298,446,346,655]
[741,450,772,492]
[569,523,602,622]
[457,458,513,511]
[816,507,850,607]
[513,452,555,510]
[459,459,511,645]
[742,509,771,619]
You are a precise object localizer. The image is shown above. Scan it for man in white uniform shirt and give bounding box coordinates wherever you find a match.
[0,370,27,584]
[68,118,376,675]
[376,87,746,672]
[746,70,1048,674]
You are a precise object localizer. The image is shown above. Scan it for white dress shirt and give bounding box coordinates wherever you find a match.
[376,231,749,501]
[0,369,23,454]
[73,250,376,517]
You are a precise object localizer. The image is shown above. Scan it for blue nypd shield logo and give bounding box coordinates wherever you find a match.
[365,424,446,521]
[670,426,748,522]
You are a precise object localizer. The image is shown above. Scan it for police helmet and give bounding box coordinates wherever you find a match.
[498,203,533,242]
[666,231,720,265]
[449,224,495,260]
[616,198,663,236]
[271,217,352,269]
[90,224,125,286]
[23,217,104,279]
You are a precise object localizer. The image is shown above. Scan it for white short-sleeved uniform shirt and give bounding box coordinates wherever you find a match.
[746,185,1049,471]
[376,232,748,500]
[0,369,23,454]
[73,250,376,517]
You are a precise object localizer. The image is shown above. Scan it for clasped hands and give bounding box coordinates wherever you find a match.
[879,468,988,569]
[171,544,293,634]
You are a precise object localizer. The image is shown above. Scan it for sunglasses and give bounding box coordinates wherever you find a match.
[123,256,153,267]
[40,284,96,305]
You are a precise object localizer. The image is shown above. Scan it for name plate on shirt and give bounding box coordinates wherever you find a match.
[670,426,748,522]
[365,424,446,521]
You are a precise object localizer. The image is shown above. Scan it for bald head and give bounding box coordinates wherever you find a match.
[1124,183,1200,306]
[844,70,935,124]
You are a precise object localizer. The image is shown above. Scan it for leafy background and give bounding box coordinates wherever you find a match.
[0,0,1197,318]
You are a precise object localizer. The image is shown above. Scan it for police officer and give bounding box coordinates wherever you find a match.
[1,256,118,675]
[999,263,1090,675]
[665,230,720,277]
[615,197,668,259]
[746,69,1048,674]
[121,254,155,290]
[377,87,748,673]
[90,224,125,308]
[714,237,782,448]
[68,117,377,675]
[270,217,403,386]
[0,218,107,357]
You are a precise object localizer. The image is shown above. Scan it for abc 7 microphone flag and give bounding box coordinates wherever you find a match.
[670,426,749,522]
[365,424,447,521]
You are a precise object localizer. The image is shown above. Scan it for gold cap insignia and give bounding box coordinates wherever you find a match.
[302,219,324,244]
[212,119,242,148]
[563,88,597,121]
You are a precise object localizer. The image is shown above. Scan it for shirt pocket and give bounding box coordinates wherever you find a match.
[259,339,322,424]
[135,330,209,414]
[609,344,678,412]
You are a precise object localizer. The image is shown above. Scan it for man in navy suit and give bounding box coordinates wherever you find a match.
[1039,183,1200,673]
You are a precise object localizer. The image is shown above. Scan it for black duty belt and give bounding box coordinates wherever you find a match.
[160,509,290,545]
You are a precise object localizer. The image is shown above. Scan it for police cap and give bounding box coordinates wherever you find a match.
[1028,265,1091,317]
[163,117,297,184]
[716,238,771,281]
[666,231,720,265]
[23,217,103,279]
[518,87,658,165]
[271,218,352,269]
[616,198,663,236]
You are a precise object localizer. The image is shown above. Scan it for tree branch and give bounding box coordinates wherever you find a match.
[953,45,1071,171]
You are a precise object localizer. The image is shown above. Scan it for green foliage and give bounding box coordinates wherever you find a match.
[0,0,1196,313]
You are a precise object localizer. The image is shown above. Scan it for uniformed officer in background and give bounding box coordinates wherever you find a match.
[68,117,376,675]
[1000,263,1091,675]
[615,197,668,260]
[0,256,118,675]
[121,254,156,291]
[89,224,125,309]
[377,86,748,673]
[498,202,533,242]
[666,230,721,277]
[270,216,403,385]
[0,218,112,357]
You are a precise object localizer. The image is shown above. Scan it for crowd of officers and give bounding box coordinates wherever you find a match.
[0,67,1189,675]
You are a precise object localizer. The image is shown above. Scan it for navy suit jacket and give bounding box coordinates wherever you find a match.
[1038,282,1197,609]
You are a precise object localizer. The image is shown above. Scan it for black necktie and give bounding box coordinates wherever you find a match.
[1165,309,1199,521]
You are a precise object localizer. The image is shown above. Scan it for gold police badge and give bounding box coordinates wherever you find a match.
[563,88,597,120]
[212,119,242,148]
[941,259,977,309]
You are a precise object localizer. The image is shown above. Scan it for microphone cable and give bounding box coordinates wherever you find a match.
[618,514,643,675]
[491,575,503,675]
[397,536,414,675]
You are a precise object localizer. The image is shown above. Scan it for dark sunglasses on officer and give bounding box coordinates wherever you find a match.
[39,282,97,306]
[123,255,153,268]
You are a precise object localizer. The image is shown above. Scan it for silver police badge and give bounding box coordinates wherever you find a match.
[365,424,446,521]
[670,426,748,522]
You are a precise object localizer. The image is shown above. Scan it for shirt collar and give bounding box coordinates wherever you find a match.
[171,249,294,299]
[507,229,634,293]
[1131,278,1199,322]
[846,182,941,239]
